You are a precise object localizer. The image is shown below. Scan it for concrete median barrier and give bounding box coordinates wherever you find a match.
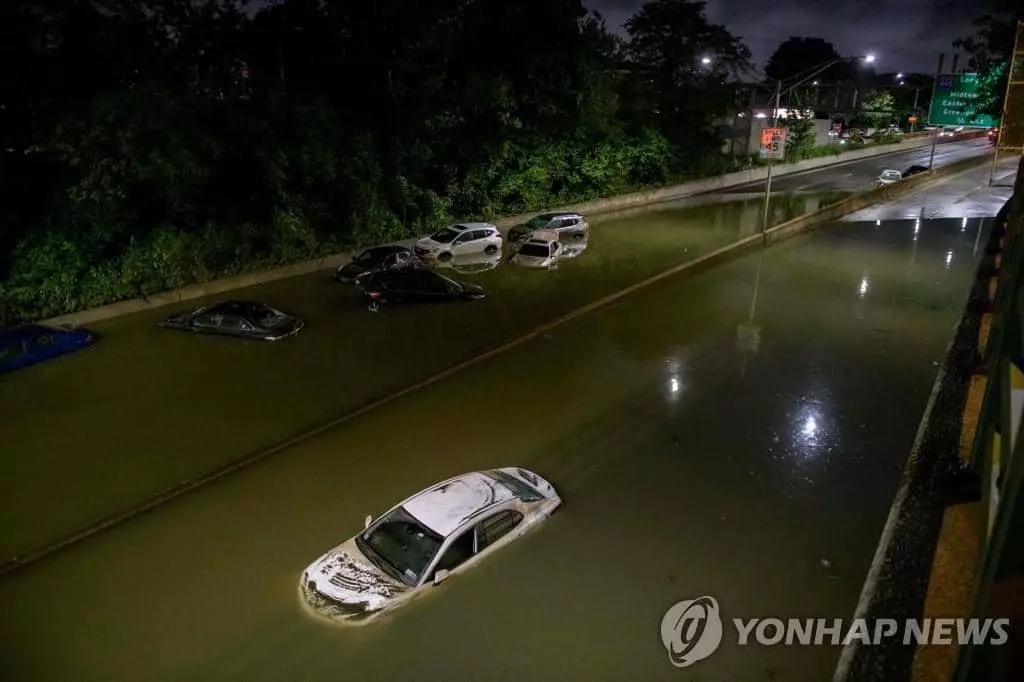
[40,134,986,329]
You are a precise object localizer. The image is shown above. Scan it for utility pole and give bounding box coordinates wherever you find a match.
[927,53,945,169]
[911,88,920,132]
[761,79,783,236]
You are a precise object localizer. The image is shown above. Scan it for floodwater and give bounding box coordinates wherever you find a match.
[0,210,988,681]
[0,191,846,561]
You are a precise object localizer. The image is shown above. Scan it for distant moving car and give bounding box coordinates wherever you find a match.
[508,212,589,244]
[876,169,903,186]
[334,246,421,284]
[904,165,929,177]
[300,468,562,622]
[414,223,502,261]
[0,325,95,374]
[363,269,485,310]
[432,250,502,275]
[510,230,564,269]
[159,301,304,340]
[939,127,957,137]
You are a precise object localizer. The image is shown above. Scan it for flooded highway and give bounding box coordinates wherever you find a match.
[0,192,844,562]
[0,188,994,680]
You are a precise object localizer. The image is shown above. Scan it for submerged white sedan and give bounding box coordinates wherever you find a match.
[300,468,561,623]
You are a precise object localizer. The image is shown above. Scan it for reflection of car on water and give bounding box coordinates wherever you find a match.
[431,250,502,275]
[158,301,304,340]
[0,325,96,374]
[363,269,485,310]
[510,230,563,269]
[558,232,589,260]
[300,468,562,623]
[508,212,589,244]
[414,223,502,261]
[334,245,421,284]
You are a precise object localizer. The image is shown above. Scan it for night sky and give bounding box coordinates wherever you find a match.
[589,0,981,74]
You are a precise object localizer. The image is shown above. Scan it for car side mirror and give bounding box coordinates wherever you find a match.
[433,569,450,586]
[364,515,373,529]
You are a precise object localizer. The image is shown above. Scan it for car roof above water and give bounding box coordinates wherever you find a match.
[402,472,516,537]
[451,222,497,231]
[205,300,276,316]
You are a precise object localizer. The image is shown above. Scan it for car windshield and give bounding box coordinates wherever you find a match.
[881,171,900,180]
[486,470,544,502]
[526,216,552,228]
[518,243,550,258]
[251,307,288,328]
[430,227,461,243]
[357,507,444,586]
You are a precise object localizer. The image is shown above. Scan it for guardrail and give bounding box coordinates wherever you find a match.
[952,154,1024,681]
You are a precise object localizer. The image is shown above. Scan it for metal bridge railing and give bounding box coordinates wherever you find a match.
[953,153,1024,680]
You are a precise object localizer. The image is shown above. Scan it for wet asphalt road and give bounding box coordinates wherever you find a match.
[0,173,1003,681]
[721,137,992,195]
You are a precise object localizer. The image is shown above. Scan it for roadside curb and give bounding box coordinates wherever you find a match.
[39,135,985,329]
[0,152,993,577]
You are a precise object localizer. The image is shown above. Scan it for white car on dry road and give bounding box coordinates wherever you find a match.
[300,468,562,623]
[414,223,502,262]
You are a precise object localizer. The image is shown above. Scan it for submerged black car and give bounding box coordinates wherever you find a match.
[333,245,422,284]
[904,164,929,177]
[159,301,304,340]
[363,269,485,310]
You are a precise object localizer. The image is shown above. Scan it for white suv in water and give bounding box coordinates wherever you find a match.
[414,223,502,261]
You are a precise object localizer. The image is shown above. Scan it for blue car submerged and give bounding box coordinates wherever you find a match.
[0,325,96,374]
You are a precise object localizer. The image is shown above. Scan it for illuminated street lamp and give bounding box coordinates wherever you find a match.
[864,54,876,63]
[701,56,712,65]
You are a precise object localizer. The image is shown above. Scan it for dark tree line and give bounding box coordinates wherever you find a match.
[0,0,758,322]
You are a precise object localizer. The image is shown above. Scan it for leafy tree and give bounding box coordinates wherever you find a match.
[861,89,897,127]
[782,113,817,160]
[955,2,1024,118]
[624,0,751,149]
[764,37,852,84]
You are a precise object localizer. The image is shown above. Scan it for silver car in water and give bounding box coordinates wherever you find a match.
[300,468,562,624]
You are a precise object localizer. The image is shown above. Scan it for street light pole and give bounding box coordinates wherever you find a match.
[759,54,874,236]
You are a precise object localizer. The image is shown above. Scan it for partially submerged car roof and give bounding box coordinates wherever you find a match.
[401,472,517,537]
[525,229,560,243]
[0,325,54,343]
[205,300,276,317]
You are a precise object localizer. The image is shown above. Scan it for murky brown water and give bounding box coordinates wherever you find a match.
[0,207,988,680]
[0,193,844,561]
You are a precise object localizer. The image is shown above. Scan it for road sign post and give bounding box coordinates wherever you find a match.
[760,127,786,236]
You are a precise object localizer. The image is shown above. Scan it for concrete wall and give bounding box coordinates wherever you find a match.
[40,135,986,329]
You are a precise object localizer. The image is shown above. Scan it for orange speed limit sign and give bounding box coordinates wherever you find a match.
[759,127,786,159]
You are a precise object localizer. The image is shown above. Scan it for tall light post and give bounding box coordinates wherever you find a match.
[760,54,876,235]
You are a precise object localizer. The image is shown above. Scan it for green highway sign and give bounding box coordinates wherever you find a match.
[927,73,998,128]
